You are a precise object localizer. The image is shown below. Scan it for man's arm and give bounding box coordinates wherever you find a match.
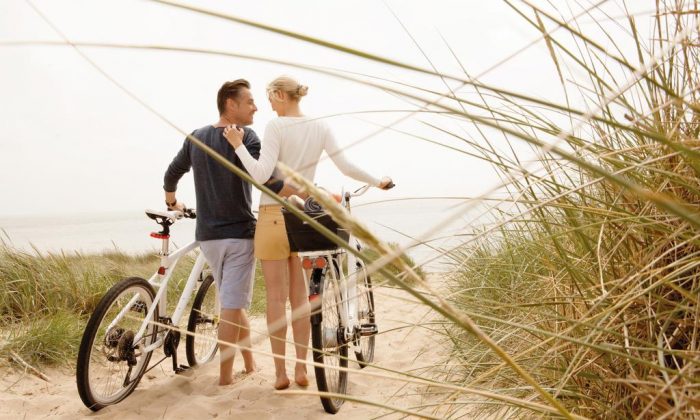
[163,139,191,209]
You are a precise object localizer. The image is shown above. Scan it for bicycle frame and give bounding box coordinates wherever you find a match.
[300,186,371,348]
[301,246,362,347]
[106,237,205,353]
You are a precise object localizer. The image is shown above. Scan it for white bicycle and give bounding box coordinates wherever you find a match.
[283,183,393,414]
[76,207,219,411]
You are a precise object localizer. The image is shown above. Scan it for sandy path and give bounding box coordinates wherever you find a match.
[1,283,444,419]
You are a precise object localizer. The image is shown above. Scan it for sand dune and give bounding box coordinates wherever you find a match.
[1,283,444,419]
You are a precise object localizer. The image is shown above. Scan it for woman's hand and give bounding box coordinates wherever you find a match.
[379,176,395,190]
[223,124,244,149]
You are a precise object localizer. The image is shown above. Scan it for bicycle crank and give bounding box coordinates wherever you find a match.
[164,330,189,374]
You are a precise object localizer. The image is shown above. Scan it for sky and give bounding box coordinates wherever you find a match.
[0,0,654,220]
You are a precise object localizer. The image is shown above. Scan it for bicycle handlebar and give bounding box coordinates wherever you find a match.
[182,207,197,219]
[169,207,196,220]
[345,182,395,199]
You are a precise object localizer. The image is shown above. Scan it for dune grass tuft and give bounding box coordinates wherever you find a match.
[438,2,700,418]
[0,245,266,367]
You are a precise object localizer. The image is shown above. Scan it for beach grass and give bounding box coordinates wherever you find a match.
[362,242,425,285]
[0,238,420,369]
[430,2,700,418]
[0,245,266,367]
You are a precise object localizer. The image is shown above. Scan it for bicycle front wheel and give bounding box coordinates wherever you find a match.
[311,264,348,414]
[186,274,219,366]
[76,277,157,411]
[354,258,376,368]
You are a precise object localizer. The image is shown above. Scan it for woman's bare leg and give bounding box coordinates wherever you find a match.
[262,259,291,390]
[288,255,310,386]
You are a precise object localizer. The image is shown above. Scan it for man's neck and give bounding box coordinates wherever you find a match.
[214,115,241,128]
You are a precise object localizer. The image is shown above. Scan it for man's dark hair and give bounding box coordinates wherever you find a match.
[217,79,250,115]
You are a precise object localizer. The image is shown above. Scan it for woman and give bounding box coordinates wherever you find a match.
[224,75,392,390]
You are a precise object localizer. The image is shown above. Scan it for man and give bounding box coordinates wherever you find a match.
[163,79,260,385]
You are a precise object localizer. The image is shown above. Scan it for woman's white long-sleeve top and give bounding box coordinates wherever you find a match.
[235,116,381,206]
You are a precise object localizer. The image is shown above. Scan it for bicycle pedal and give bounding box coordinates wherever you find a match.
[175,365,190,374]
[130,301,147,312]
[360,323,378,336]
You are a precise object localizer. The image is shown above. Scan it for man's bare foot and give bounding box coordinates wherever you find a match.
[274,374,291,390]
[244,361,257,374]
[219,377,234,386]
[294,363,309,387]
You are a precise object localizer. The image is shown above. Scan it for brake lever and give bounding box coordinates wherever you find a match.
[353,185,368,194]
[184,207,197,219]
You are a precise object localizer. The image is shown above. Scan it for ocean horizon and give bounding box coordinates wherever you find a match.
[0,201,473,272]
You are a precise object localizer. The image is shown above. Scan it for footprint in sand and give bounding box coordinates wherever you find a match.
[236,383,269,402]
[171,375,195,395]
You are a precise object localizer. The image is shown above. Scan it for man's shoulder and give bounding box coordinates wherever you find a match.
[192,125,217,138]
[189,124,258,144]
[242,126,260,144]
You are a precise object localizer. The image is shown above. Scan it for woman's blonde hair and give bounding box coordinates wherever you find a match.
[267,75,308,101]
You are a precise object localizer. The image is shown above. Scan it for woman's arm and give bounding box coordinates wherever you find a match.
[224,123,280,184]
[324,125,382,186]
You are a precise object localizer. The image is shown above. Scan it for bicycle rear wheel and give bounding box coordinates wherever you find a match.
[354,258,376,368]
[76,277,157,411]
[311,263,348,414]
[186,274,219,366]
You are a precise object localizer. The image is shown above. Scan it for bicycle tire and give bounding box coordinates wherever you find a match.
[76,277,157,411]
[311,260,348,414]
[354,257,376,368]
[186,274,219,366]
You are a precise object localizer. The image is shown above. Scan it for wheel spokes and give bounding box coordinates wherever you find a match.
[88,288,153,402]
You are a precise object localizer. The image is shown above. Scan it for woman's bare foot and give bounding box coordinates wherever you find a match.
[274,374,291,390]
[294,363,309,387]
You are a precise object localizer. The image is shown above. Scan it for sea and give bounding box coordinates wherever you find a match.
[0,201,475,272]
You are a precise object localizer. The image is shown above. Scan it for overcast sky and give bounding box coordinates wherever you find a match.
[0,0,653,218]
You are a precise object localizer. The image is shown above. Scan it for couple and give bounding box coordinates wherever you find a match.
[163,76,393,390]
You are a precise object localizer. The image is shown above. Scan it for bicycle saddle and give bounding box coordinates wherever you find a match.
[144,209,181,225]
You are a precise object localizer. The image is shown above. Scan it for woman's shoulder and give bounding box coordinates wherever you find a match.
[267,116,322,130]
[266,116,287,125]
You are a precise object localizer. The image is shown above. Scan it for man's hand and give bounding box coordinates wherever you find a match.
[168,201,186,212]
[165,191,185,211]
[223,125,244,149]
[378,176,394,190]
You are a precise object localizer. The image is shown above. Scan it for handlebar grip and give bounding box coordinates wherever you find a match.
[184,208,197,219]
